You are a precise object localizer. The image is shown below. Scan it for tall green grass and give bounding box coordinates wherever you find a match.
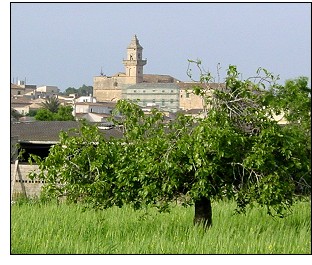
[11,199,311,254]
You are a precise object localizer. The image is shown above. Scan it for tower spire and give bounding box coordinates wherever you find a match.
[123,35,147,83]
[127,34,143,49]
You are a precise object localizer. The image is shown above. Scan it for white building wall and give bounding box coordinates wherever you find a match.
[76,96,97,103]
[36,86,59,93]
[75,104,112,114]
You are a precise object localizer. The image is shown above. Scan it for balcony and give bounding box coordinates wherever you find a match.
[122,59,147,66]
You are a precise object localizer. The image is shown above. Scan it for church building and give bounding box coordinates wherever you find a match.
[93,35,205,113]
[93,35,203,112]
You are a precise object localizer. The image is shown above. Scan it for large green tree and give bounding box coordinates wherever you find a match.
[30,63,310,228]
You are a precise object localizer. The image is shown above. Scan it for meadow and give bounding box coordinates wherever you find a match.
[11,198,311,254]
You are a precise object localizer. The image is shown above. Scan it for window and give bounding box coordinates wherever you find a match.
[162,90,165,93]
[186,92,190,98]
[162,99,165,106]
[134,90,137,93]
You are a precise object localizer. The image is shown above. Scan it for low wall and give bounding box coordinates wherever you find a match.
[11,162,44,199]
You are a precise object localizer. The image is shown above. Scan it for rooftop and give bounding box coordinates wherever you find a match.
[143,74,179,83]
[11,121,123,143]
[127,83,180,90]
[75,101,117,108]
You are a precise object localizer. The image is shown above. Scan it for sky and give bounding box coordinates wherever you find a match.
[9,2,311,91]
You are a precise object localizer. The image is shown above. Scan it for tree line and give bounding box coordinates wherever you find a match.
[59,84,93,97]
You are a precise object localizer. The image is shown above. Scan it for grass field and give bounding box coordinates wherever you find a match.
[11,198,311,254]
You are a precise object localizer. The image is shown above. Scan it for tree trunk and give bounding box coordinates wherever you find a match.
[193,196,212,229]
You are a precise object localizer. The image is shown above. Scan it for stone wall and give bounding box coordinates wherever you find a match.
[11,162,44,199]
[179,89,205,110]
[93,75,135,102]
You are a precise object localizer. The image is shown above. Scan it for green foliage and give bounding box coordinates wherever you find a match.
[29,62,311,220]
[62,84,93,97]
[34,108,55,121]
[30,123,119,205]
[26,109,38,117]
[54,106,75,121]
[34,105,74,121]
[268,77,311,161]
[78,84,93,96]
[270,77,311,124]
[63,86,77,95]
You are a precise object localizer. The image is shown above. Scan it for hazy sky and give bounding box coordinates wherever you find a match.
[10,2,311,91]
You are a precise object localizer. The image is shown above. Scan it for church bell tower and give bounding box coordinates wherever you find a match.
[123,35,147,83]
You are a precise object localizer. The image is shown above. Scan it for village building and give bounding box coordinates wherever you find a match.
[73,101,116,123]
[11,81,37,98]
[11,81,59,100]
[178,82,206,111]
[74,101,115,115]
[125,83,180,113]
[35,85,59,99]
[11,97,45,116]
[75,95,97,103]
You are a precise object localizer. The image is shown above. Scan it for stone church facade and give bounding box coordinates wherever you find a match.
[93,35,205,113]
